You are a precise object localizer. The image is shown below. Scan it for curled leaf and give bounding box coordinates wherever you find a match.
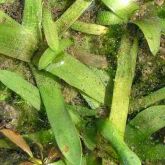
[133,19,161,55]
[102,0,139,20]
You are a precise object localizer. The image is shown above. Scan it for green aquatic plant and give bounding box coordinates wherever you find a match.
[0,0,164,165]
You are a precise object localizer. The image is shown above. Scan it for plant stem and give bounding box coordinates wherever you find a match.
[98,120,141,165]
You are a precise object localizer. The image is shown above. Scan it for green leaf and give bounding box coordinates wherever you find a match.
[126,134,165,160]
[39,39,73,70]
[137,143,165,160]
[0,10,21,27]
[43,1,59,52]
[99,37,139,164]
[45,51,106,104]
[97,11,125,25]
[98,119,141,165]
[126,106,165,160]
[0,0,14,4]
[48,160,66,165]
[0,24,37,62]
[126,105,165,142]
[133,19,161,55]
[160,18,165,34]
[101,0,139,20]
[81,124,97,151]
[71,21,108,35]
[55,0,93,34]
[0,10,38,62]
[22,0,42,41]
[0,104,96,149]
[66,104,97,118]
[130,87,165,113]
[0,70,41,110]
[50,0,69,9]
[81,68,113,109]
[33,70,82,165]
[109,35,138,137]
[81,94,101,109]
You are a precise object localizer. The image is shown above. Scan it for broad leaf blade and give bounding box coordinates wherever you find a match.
[45,51,106,104]
[55,0,93,34]
[81,68,113,108]
[133,19,161,55]
[102,0,139,20]
[0,24,37,62]
[33,70,82,165]
[22,0,42,41]
[126,105,165,141]
[126,106,165,160]
[0,70,41,110]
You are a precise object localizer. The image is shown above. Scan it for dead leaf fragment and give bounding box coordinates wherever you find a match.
[0,129,33,157]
